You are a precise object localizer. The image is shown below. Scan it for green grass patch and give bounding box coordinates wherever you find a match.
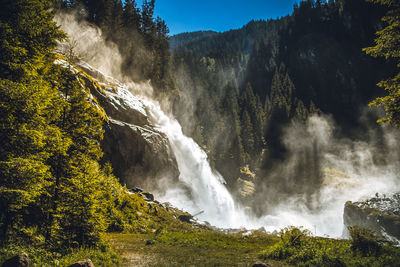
[106,230,283,266]
[0,243,120,266]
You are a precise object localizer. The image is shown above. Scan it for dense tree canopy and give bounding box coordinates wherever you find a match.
[0,0,153,247]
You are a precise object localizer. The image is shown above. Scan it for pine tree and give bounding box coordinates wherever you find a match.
[0,0,65,81]
[123,0,141,30]
[45,65,104,242]
[364,0,400,128]
[241,110,255,161]
[141,0,155,36]
[0,0,65,241]
[58,155,106,246]
[0,79,58,241]
[240,83,265,156]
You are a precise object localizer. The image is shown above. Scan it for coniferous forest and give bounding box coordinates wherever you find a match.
[1,0,400,266]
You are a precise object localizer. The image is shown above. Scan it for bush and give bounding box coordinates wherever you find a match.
[280,226,310,248]
[261,226,311,260]
[348,226,381,257]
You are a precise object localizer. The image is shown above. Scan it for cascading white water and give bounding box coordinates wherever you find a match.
[143,99,250,228]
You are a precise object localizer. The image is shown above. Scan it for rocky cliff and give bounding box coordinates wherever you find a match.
[56,57,179,189]
[344,193,400,243]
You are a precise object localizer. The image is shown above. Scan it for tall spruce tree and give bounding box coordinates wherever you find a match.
[364,0,400,128]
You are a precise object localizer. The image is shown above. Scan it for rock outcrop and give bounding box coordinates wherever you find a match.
[1,253,29,267]
[343,193,400,243]
[56,58,179,189]
[83,63,179,188]
[68,259,94,267]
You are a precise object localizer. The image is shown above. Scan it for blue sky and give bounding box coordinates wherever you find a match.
[136,0,300,35]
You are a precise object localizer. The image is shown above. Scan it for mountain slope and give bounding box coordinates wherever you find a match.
[170,0,397,205]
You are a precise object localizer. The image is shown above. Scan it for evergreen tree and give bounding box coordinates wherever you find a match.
[0,0,65,241]
[0,79,61,241]
[45,65,104,242]
[58,156,106,246]
[241,110,255,162]
[141,0,155,37]
[123,0,141,30]
[0,0,65,81]
[364,0,400,128]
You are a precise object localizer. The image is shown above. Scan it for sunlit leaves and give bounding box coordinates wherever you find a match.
[365,0,400,128]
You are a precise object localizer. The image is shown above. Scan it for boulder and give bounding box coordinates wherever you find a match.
[68,259,94,267]
[129,187,143,193]
[1,253,29,267]
[344,193,400,243]
[142,192,154,201]
[178,214,194,223]
[252,262,270,267]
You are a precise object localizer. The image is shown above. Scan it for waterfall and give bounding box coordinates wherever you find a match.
[143,99,249,228]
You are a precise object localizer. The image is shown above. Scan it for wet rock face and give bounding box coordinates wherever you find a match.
[77,61,179,188]
[102,119,179,188]
[344,193,400,243]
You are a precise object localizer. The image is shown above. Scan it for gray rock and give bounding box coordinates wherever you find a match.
[257,227,267,233]
[344,193,400,243]
[129,187,143,193]
[102,119,179,189]
[178,214,193,223]
[142,192,154,201]
[2,253,29,267]
[252,262,270,267]
[68,259,94,267]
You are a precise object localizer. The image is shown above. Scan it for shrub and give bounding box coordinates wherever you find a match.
[261,226,311,260]
[348,226,381,257]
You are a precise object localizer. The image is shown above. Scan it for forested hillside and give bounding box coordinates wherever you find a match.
[0,0,187,264]
[170,31,218,50]
[170,0,396,201]
[57,0,175,95]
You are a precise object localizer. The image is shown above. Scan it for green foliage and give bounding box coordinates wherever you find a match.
[348,226,381,257]
[0,244,120,266]
[0,0,65,81]
[260,226,400,266]
[57,157,107,246]
[365,0,400,128]
[262,227,313,261]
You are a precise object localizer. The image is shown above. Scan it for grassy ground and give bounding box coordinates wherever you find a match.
[105,230,285,267]
[3,227,400,266]
[0,244,120,266]
[105,226,400,267]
